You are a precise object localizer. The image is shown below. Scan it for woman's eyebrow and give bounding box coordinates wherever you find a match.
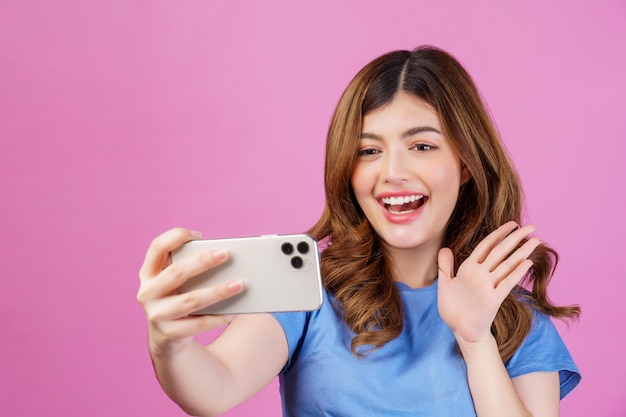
[402,126,441,137]
[359,126,441,140]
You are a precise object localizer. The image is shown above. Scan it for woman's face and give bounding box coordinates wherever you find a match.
[351,92,466,254]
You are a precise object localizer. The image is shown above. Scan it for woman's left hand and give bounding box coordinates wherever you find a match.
[437,221,541,346]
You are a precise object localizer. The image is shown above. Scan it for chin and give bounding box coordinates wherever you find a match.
[376,227,442,252]
[378,234,425,250]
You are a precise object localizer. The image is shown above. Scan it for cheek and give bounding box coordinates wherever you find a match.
[350,164,372,197]
[429,161,462,195]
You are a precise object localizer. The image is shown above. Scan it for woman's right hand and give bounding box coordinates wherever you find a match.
[137,227,244,358]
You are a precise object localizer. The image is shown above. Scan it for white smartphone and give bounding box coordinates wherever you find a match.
[171,233,323,315]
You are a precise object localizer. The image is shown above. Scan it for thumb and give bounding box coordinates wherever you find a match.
[437,247,455,284]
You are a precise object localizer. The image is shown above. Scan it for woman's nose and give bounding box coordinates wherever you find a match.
[381,149,410,184]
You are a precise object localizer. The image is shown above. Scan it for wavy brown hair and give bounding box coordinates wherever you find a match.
[308,45,579,361]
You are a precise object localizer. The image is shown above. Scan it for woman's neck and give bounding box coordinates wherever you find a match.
[386,242,440,289]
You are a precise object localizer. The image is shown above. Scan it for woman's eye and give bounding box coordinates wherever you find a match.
[357,148,380,157]
[411,143,434,151]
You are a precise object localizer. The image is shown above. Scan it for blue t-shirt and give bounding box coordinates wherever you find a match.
[272,281,580,417]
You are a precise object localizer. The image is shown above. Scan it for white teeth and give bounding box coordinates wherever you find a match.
[381,195,423,205]
[388,208,414,215]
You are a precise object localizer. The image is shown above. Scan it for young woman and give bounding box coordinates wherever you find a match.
[138,46,580,416]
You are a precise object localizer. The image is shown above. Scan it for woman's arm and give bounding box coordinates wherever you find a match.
[138,228,288,416]
[512,371,560,416]
[438,221,558,416]
[151,314,288,417]
[458,336,559,417]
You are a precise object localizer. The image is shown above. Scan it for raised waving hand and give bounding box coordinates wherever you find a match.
[437,221,541,345]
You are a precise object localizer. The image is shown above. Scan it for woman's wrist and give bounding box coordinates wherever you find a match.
[454,332,499,360]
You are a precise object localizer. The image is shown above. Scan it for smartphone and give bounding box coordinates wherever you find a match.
[171,233,323,315]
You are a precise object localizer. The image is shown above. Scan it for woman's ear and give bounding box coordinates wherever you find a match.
[460,163,471,185]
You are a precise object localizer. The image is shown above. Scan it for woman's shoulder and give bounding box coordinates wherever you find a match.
[505,301,581,399]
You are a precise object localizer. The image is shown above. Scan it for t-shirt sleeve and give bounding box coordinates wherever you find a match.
[271,310,310,371]
[505,308,581,399]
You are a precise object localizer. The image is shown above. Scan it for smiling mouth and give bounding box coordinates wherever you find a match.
[380,195,427,214]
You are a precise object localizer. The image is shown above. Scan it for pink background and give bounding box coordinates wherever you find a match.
[1,1,625,416]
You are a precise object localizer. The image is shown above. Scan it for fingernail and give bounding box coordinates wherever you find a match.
[190,230,202,239]
[227,279,243,292]
[213,249,228,260]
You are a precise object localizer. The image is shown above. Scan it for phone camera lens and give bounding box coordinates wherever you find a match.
[297,241,309,254]
[281,242,294,255]
[291,256,304,269]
